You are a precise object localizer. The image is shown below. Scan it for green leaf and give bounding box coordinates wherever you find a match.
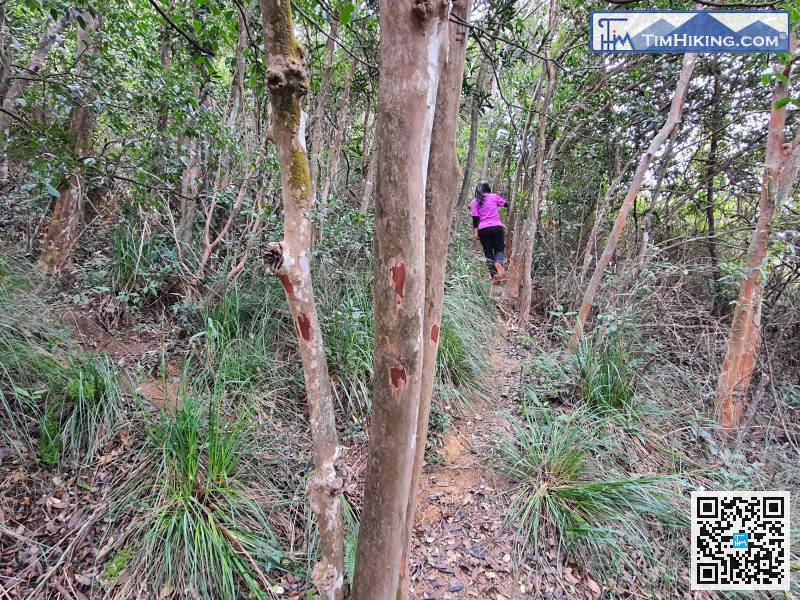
[775,97,791,109]
[761,74,772,86]
[45,183,60,198]
[776,73,789,84]
[339,2,355,24]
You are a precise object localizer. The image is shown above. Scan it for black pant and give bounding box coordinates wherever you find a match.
[477,226,505,276]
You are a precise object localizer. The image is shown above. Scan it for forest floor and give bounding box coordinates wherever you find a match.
[1,238,797,599]
[407,317,604,600]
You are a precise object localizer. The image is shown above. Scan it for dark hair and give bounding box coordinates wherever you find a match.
[475,181,491,206]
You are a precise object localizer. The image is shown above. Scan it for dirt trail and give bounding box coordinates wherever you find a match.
[408,317,606,600]
[408,322,528,599]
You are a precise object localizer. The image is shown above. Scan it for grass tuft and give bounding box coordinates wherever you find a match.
[114,395,289,599]
[491,405,682,578]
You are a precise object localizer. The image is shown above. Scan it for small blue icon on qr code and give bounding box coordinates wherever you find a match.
[691,491,790,590]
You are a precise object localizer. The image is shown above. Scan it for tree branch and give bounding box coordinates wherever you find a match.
[146,0,214,57]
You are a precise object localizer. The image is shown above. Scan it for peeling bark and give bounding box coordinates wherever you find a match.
[396,3,473,598]
[351,2,449,598]
[260,2,344,598]
[37,13,97,275]
[568,53,697,350]
[715,51,800,432]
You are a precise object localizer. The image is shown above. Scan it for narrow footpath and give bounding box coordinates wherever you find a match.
[408,319,604,600]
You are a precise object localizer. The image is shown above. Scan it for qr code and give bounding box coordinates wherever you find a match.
[691,491,790,590]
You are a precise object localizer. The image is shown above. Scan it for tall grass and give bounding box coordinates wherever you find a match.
[491,405,682,578]
[435,239,493,411]
[113,395,289,599]
[0,255,123,465]
[573,336,638,414]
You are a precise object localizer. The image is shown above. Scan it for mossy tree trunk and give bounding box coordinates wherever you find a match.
[351,1,449,598]
[396,3,473,598]
[260,2,344,598]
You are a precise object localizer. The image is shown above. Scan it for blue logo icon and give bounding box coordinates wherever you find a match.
[732,532,749,549]
[591,11,790,54]
[597,17,634,51]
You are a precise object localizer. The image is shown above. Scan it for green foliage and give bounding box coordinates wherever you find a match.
[101,547,133,584]
[61,355,123,463]
[573,336,638,415]
[39,396,63,466]
[117,396,288,599]
[0,255,122,464]
[435,240,493,411]
[491,405,682,578]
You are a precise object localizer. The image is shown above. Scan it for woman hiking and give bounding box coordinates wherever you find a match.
[471,181,507,283]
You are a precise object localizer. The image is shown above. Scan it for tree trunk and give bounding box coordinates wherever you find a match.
[457,58,489,206]
[359,148,377,213]
[636,131,677,270]
[260,2,344,598]
[714,58,800,431]
[508,94,538,233]
[396,2,473,598]
[503,0,559,327]
[176,132,201,247]
[309,15,339,203]
[491,142,511,192]
[38,13,97,275]
[156,0,175,132]
[351,2,448,599]
[321,55,357,203]
[0,14,68,133]
[705,61,722,310]
[568,53,697,350]
[0,5,9,183]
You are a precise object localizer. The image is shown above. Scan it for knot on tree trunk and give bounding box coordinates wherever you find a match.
[411,0,436,21]
[266,56,308,98]
[307,464,345,599]
[306,466,345,503]
[264,241,284,275]
[311,561,343,600]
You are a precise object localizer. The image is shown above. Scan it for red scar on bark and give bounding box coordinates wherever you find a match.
[279,274,294,295]
[296,313,312,341]
[431,324,440,343]
[390,365,407,389]
[390,263,406,301]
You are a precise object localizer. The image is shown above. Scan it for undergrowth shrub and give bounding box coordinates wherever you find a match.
[0,255,122,464]
[491,405,683,582]
[190,208,492,426]
[113,396,290,599]
[527,334,641,418]
[198,281,301,405]
[574,336,639,414]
